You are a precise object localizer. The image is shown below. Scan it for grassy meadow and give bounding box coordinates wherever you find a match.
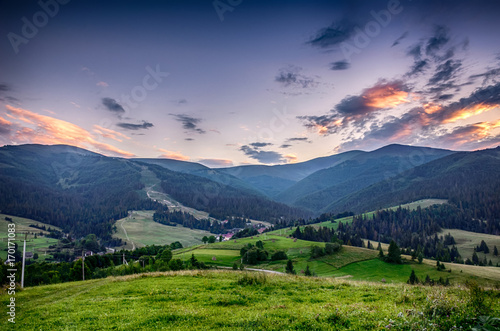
[2,270,498,330]
[113,211,213,250]
[0,214,60,261]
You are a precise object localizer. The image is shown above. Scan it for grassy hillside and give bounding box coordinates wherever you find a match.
[171,232,500,287]
[2,270,498,330]
[441,229,500,265]
[112,211,213,250]
[0,214,60,261]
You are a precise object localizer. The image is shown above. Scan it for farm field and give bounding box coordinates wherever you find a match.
[0,214,61,261]
[2,270,498,330]
[113,211,213,250]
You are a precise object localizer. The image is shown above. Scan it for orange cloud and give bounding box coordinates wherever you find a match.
[94,125,131,142]
[158,148,190,161]
[97,81,109,87]
[0,116,12,126]
[442,103,498,123]
[363,83,409,108]
[441,120,500,148]
[284,153,298,163]
[4,105,135,157]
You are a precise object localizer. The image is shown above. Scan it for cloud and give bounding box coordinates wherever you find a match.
[185,138,194,141]
[431,120,500,149]
[102,97,125,115]
[93,125,131,142]
[281,137,310,147]
[286,137,309,143]
[428,59,462,86]
[392,31,408,47]
[240,145,285,164]
[173,99,188,105]
[116,121,154,130]
[307,20,356,49]
[425,25,450,56]
[0,116,12,135]
[249,142,273,148]
[3,105,135,157]
[158,148,190,161]
[284,154,298,163]
[330,60,350,70]
[97,81,109,87]
[170,114,206,134]
[406,60,429,77]
[335,83,500,152]
[198,158,234,168]
[469,65,500,85]
[298,80,410,135]
[275,65,318,89]
[0,83,19,104]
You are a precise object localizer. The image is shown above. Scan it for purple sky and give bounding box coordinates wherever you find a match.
[1,0,499,166]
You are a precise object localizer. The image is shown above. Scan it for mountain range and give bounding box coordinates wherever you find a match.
[1,143,499,239]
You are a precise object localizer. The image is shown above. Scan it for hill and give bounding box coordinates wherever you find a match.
[326,146,500,219]
[218,150,363,197]
[0,144,309,240]
[3,270,498,330]
[275,144,454,212]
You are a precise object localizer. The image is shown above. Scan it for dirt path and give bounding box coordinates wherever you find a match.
[118,217,135,251]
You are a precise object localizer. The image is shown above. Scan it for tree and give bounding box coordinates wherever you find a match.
[158,248,173,263]
[271,251,288,261]
[407,269,419,285]
[494,245,498,256]
[232,262,238,270]
[202,236,208,244]
[385,240,402,264]
[478,240,490,254]
[472,251,479,265]
[33,253,39,260]
[417,252,424,264]
[219,236,223,242]
[189,254,199,268]
[305,264,312,276]
[285,259,295,274]
[208,236,216,244]
[256,240,264,249]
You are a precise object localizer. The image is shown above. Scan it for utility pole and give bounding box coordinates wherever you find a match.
[21,233,27,288]
[82,251,85,281]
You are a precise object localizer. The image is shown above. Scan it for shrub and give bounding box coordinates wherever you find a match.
[271,250,288,261]
[237,272,267,286]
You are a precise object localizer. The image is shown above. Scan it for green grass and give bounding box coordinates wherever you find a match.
[0,214,61,260]
[113,211,213,250]
[441,228,500,265]
[2,270,498,330]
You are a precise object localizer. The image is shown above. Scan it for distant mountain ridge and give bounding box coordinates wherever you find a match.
[275,144,454,212]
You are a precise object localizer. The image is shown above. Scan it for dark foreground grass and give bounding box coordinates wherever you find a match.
[2,270,499,330]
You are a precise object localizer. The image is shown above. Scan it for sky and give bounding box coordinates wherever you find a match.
[1,0,500,167]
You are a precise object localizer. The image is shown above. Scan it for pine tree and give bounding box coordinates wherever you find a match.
[386,240,402,264]
[407,269,419,285]
[305,264,312,276]
[494,245,498,256]
[285,259,295,274]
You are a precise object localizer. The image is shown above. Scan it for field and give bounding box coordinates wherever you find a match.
[441,228,500,265]
[172,234,500,287]
[113,211,213,250]
[0,214,61,261]
[2,270,498,330]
